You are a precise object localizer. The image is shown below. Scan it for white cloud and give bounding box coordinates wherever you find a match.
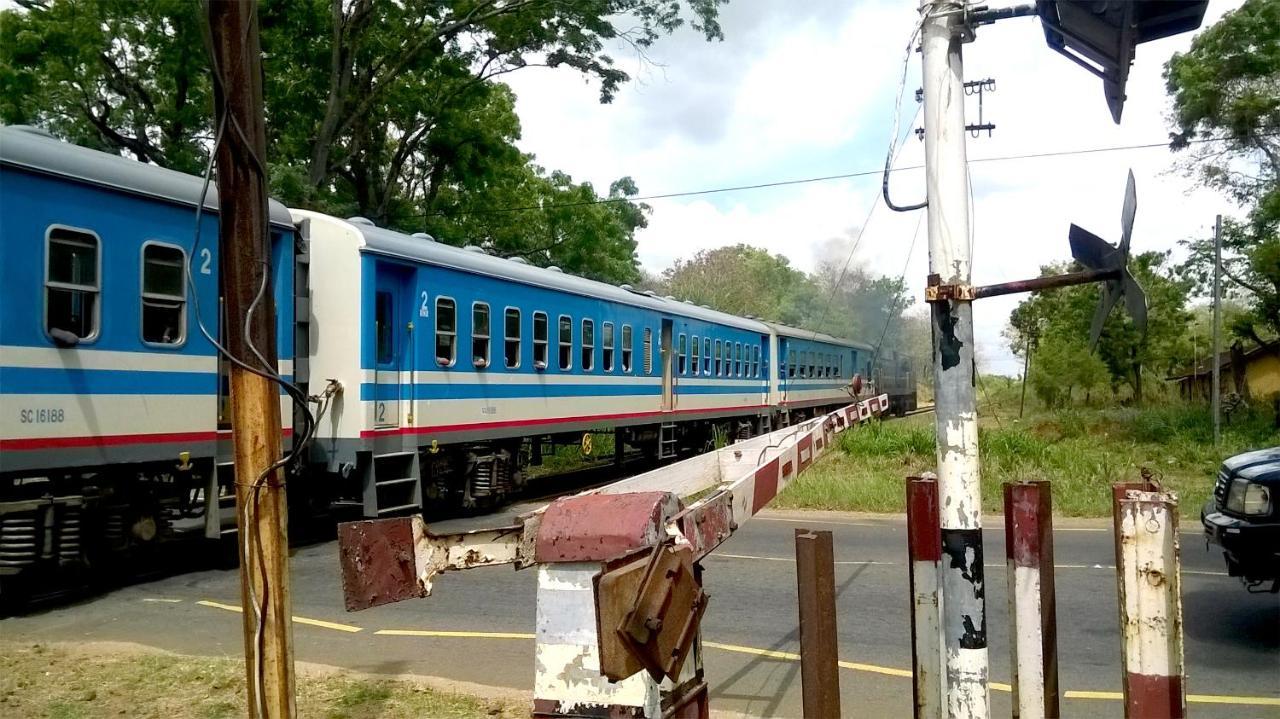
[502,0,1244,374]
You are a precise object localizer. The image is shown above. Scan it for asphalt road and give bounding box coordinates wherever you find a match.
[3,508,1277,718]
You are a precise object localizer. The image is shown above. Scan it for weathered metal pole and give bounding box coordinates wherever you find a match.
[796,529,841,718]
[1114,487,1186,719]
[917,1,989,715]
[1019,335,1031,419]
[207,2,296,716]
[1003,481,1059,719]
[907,474,944,719]
[1212,214,1222,445]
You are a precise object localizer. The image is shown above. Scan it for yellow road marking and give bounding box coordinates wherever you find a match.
[758,517,883,528]
[196,600,362,633]
[376,629,535,640]
[187,600,1275,706]
[716,553,894,566]
[141,598,183,603]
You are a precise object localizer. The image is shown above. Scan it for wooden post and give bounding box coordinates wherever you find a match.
[206,2,296,717]
[795,528,841,718]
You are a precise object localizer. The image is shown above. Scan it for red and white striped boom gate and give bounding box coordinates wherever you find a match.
[337,395,890,717]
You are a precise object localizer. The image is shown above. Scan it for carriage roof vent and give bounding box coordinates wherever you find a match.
[684,300,695,305]
[411,232,436,242]
[508,256,529,265]
[643,290,657,297]
[620,284,634,291]
[700,304,712,309]
[663,295,676,301]
[547,266,563,273]
[347,216,375,226]
[463,245,487,254]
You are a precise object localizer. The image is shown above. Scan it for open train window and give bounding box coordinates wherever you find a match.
[677,333,687,375]
[808,351,815,378]
[581,319,594,371]
[703,337,711,376]
[141,242,186,346]
[602,322,615,371]
[375,292,394,365]
[691,336,700,376]
[621,324,633,373]
[754,346,761,378]
[642,328,653,375]
[787,349,795,378]
[435,297,456,366]
[714,340,722,377]
[472,302,490,368]
[45,226,101,343]
[533,311,548,369]
[505,308,521,369]
[735,342,742,377]
[558,315,572,370]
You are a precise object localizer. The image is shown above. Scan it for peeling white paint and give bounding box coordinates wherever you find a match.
[1009,563,1046,718]
[1117,493,1184,681]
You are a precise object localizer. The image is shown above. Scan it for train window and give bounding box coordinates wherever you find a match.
[581,319,595,371]
[642,328,653,375]
[533,311,548,369]
[735,343,743,377]
[375,292,394,364]
[702,337,711,375]
[472,302,490,369]
[691,336,700,376]
[435,297,456,366]
[838,354,843,377]
[45,227,101,342]
[602,322,615,372]
[808,351,815,378]
[754,346,761,378]
[787,349,795,378]
[677,334,687,375]
[558,315,573,370]
[141,243,186,346]
[621,324,633,373]
[714,340,722,377]
[504,308,521,369]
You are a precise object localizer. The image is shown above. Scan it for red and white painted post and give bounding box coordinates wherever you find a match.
[1003,481,1059,719]
[906,474,944,719]
[1114,486,1186,719]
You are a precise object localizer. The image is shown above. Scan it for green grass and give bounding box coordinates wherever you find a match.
[0,641,518,719]
[776,401,1278,518]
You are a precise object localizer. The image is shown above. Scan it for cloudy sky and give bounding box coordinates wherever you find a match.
[501,0,1242,374]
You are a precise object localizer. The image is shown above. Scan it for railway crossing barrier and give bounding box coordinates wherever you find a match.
[336,395,890,717]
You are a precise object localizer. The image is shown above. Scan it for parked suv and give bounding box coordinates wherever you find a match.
[1202,447,1280,592]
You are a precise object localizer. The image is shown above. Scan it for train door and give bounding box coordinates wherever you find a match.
[372,264,412,429]
[660,319,674,411]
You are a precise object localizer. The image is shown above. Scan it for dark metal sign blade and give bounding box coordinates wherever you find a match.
[1089,281,1121,349]
[1120,169,1137,254]
[1069,224,1118,271]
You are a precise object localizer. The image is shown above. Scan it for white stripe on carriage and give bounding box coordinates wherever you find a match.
[361,369,668,386]
[1,345,293,375]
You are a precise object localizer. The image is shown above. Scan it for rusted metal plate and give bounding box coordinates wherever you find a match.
[535,491,681,564]
[620,544,707,682]
[338,517,428,612]
[750,457,780,515]
[596,551,652,682]
[675,490,734,561]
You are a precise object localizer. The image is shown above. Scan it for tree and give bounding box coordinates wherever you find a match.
[659,245,813,324]
[1005,253,1193,403]
[0,0,723,278]
[1165,0,1280,351]
[1028,334,1109,408]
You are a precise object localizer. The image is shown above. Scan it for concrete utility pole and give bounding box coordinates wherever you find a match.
[1212,215,1222,445]
[207,1,297,716]
[917,1,989,716]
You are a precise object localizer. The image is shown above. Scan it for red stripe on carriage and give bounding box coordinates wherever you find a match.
[0,427,292,450]
[359,404,772,438]
[751,457,781,514]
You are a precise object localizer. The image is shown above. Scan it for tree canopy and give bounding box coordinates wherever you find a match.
[1165,0,1280,350]
[0,0,726,283]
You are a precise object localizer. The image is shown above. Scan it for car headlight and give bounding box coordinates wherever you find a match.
[1225,478,1273,516]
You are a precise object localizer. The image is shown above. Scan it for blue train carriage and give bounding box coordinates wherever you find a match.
[767,322,873,422]
[0,126,299,587]
[295,211,775,515]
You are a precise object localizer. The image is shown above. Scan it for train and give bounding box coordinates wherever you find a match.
[0,125,908,597]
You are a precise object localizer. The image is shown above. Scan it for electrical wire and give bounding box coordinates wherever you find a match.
[870,211,925,376]
[883,14,927,213]
[404,133,1275,221]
